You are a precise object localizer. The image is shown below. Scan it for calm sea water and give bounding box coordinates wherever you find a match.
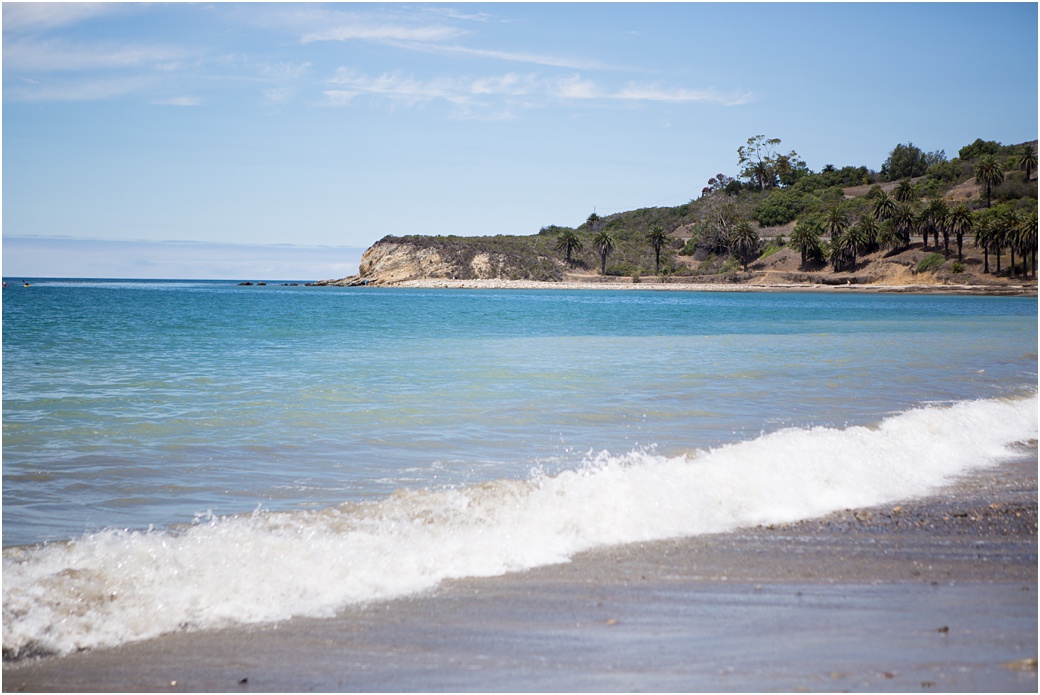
[2,279,1037,657]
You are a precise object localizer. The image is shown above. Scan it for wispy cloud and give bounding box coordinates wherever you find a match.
[1,2,123,34]
[301,23,464,44]
[384,41,606,71]
[3,38,189,73]
[325,68,750,113]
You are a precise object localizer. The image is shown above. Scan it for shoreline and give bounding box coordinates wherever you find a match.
[333,277,1038,296]
[4,449,1036,692]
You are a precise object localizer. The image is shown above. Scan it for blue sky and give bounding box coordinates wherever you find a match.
[3,2,1037,280]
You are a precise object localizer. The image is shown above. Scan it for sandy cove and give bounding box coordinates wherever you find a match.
[387,276,1038,296]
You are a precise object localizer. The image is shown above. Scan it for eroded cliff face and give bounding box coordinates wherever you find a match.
[317,238,555,286]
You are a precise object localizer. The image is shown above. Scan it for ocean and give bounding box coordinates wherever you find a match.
[2,278,1037,659]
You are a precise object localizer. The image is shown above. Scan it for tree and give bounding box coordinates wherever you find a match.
[1001,209,1019,277]
[730,220,760,272]
[925,198,949,252]
[1016,210,1038,278]
[856,215,881,254]
[974,154,1004,208]
[892,202,918,247]
[737,135,804,190]
[958,138,1001,161]
[592,229,616,275]
[1013,143,1037,181]
[645,225,668,274]
[949,203,973,262]
[973,214,994,273]
[586,212,602,230]
[790,217,823,267]
[832,224,867,271]
[555,228,584,265]
[824,205,849,240]
[893,179,918,203]
[880,143,943,181]
[872,190,896,221]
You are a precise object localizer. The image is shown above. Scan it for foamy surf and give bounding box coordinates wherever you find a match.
[3,394,1036,660]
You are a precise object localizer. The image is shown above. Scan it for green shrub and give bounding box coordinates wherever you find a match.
[915,253,945,274]
[951,261,965,274]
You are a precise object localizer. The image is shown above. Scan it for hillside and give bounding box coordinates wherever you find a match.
[316,137,1037,293]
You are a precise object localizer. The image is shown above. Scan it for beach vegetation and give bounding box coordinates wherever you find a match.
[730,220,760,272]
[555,228,584,265]
[593,229,617,275]
[915,253,946,274]
[645,225,668,274]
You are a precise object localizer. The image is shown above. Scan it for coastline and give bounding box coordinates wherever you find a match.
[346,277,1038,296]
[5,448,1035,693]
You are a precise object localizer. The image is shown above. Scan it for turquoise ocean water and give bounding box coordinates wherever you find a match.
[2,279,1037,657]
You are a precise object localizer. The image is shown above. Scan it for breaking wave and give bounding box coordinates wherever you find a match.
[3,394,1036,659]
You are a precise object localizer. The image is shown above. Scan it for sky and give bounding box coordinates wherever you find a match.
[3,1,1038,280]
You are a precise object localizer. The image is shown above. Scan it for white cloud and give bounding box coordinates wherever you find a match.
[324,68,748,112]
[614,83,753,106]
[1,2,122,34]
[301,23,464,44]
[2,38,188,73]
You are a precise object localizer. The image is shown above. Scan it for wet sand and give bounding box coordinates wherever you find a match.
[4,452,1036,692]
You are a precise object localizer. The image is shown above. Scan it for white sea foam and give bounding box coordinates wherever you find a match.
[3,394,1036,659]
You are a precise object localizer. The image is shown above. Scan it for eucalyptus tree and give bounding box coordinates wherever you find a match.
[645,224,668,274]
[730,220,760,272]
[824,205,849,240]
[950,203,973,262]
[872,190,896,222]
[974,155,1005,208]
[555,228,584,265]
[790,217,823,267]
[592,228,616,275]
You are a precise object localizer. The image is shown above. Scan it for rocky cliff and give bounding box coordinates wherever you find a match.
[314,236,566,286]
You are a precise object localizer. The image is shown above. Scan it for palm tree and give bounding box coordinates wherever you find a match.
[872,190,896,222]
[824,205,849,240]
[790,219,822,267]
[832,225,867,271]
[949,203,973,262]
[973,216,994,274]
[894,179,918,203]
[731,220,760,271]
[1001,209,1020,277]
[645,224,668,274]
[925,199,950,253]
[1016,211,1038,278]
[555,228,584,265]
[856,215,881,254]
[1014,143,1037,182]
[974,154,1004,208]
[892,202,917,248]
[592,229,616,275]
[586,212,601,231]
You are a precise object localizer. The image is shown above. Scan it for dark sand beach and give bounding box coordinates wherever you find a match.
[4,450,1036,693]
